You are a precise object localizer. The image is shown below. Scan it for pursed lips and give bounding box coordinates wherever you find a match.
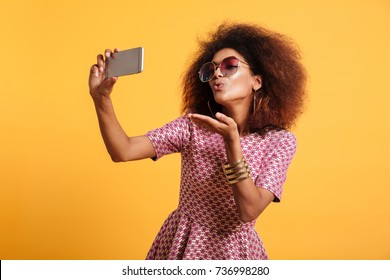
[211,79,225,91]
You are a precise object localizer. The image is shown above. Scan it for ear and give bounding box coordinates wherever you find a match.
[252,75,262,91]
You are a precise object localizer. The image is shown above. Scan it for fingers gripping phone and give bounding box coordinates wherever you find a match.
[106,47,144,78]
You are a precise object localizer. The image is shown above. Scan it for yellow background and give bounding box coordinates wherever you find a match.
[1,0,389,259]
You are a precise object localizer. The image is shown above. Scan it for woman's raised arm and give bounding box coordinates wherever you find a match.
[88,49,156,162]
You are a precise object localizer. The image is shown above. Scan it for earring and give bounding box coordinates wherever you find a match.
[207,99,216,119]
[253,93,257,113]
[253,89,263,115]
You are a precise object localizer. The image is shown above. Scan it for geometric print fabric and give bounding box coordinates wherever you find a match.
[145,116,296,260]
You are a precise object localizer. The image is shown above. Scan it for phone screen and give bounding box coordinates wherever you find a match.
[106,47,144,78]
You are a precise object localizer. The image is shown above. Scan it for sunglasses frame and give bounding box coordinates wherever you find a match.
[198,56,249,83]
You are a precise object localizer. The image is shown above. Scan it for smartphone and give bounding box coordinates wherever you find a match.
[105,47,144,78]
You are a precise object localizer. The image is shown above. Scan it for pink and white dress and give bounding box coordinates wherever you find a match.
[145,116,296,260]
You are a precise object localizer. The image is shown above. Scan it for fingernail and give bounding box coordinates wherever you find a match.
[99,67,104,72]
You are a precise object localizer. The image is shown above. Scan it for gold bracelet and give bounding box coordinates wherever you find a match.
[223,162,247,175]
[223,157,251,185]
[223,157,246,169]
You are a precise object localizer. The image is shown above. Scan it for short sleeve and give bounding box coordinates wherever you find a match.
[255,131,297,202]
[145,116,191,160]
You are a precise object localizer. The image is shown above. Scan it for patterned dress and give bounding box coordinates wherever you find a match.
[145,116,296,260]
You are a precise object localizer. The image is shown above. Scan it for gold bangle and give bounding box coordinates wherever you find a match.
[225,169,248,180]
[223,157,246,169]
[223,157,251,185]
[223,162,248,175]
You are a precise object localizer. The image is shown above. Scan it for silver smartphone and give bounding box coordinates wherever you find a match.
[106,47,144,78]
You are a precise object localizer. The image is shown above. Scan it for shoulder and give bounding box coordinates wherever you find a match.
[147,115,192,134]
[246,129,296,155]
[164,115,191,129]
[249,129,296,144]
[265,129,297,157]
[261,129,296,144]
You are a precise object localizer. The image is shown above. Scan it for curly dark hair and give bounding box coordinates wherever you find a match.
[180,22,307,134]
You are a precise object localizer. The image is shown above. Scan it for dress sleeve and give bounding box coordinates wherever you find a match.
[145,116,191,160]
[255,131,297,202]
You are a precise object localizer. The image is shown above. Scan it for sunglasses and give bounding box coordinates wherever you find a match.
[198,56,249,83]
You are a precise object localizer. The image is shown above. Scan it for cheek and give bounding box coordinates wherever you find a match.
[230,76,254,94]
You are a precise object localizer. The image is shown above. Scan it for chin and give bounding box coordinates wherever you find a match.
[214,94,239,107]
[213,91,229,103]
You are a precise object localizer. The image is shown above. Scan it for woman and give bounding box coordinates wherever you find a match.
[88,22,306,259]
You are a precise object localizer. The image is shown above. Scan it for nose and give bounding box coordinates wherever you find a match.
[213,65,224,79]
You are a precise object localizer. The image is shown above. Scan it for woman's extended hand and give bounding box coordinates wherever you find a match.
[188,112,239,142]
[88,49,119,99]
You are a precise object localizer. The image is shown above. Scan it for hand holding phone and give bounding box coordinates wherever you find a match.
[105,47,144,78]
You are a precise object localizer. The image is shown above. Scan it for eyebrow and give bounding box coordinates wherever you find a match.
[211,59,222,64]
[211,56,234,65]
[211,56,248,65]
